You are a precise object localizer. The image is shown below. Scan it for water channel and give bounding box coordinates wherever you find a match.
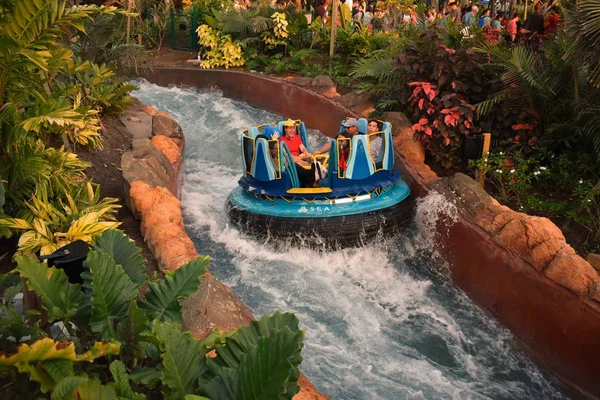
[135,81,568,399]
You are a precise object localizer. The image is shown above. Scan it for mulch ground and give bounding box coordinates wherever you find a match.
[77,111,159,276]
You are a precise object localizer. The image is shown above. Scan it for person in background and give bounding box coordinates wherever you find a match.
[544,6,561,36]
[478,8,491,27]
[523,2,545,35]
[353,4,365,26]
[447,1,462,26]
[462,5,478,26]
[426,7,438,22]
[363,5,374,25]
[506,11,520,43]
[491,11,503,29]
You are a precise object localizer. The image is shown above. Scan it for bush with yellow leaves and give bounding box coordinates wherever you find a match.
[196,24,245,69]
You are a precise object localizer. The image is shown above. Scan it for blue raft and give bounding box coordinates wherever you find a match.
[226,118,414,247]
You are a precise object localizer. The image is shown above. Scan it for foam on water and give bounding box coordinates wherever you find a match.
[134,81,568,399]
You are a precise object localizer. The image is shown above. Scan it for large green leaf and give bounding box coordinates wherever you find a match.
[153,321,205,400]
[93,229,146,285]
[116,299,149,346]
[51,376,89,400]
[16,255,84,322]
[142,256,209,323]
[72,378,117,400]
[109,360,146,400]
[87,250,138,340]
[201,312,304,400]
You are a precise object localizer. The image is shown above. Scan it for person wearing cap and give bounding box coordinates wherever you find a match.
[462,5,478,25]
[314,118,360,155]
[446,1,461,25]
[280,119,312,165]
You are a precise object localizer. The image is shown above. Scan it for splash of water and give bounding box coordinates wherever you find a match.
[134,81,568,400]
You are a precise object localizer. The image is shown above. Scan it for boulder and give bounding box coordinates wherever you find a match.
[182,273,255,341]
[152,135,181,172]
[338,90,373,116]
[152,112,185,150]
[143,104,159,116]
[311,75,335,90]
[292,77,313,87]
[588,253,600,272]
[494,218,530,256]
[129,182,198,271]
[382,111,412,137]
[523,216,566,248]
[529,239,573,272]
[544,254,599,298]
[118,108,153,140]
[121,139,176,215]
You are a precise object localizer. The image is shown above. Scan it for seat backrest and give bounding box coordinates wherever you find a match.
[248,126,260,139]
[241,134,254,174]
[251,138,276,181]
[382,124,394,170]
[357,118,368,135]
[345,135,375,180]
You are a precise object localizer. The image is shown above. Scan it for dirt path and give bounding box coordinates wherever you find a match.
[77,107,158,275]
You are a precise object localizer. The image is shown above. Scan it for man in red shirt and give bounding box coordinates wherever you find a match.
[280,119,312,165]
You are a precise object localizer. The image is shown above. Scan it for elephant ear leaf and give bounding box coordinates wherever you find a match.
[16,255,84,322]
[87,250,139,340]
[142,256,209,323]
[201,312,304,400]
[93,229,146,285]
[109,360,146,400]
[153,321,205,400]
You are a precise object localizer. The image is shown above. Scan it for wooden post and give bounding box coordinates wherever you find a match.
[478,133,492,188]
[524,0,528,20]
[329,0,338,57]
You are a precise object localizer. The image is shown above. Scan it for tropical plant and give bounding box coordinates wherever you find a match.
[0,229,305,399]
[0,182,120,255]
[196,24,246,68]
[0,1,135,247]
[565,0,600,88]
[0,140,90,213]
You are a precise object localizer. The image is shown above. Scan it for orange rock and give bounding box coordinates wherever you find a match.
[489,211,516,235]
[143,104,159,116]
[294,374,331,400]
[545,254,599,298]
[319,87,340,98]
[152,135,181,166]
[523,216,566,248]
[495,218,529,255]
[528,239,569,272]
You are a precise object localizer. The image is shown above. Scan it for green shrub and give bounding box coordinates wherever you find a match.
[0,229,305,399]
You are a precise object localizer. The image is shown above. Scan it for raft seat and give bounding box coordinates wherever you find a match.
[251,138,276,182]
[345,135,375,180]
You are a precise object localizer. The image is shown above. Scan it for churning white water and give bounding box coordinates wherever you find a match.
[135,81,568,399]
